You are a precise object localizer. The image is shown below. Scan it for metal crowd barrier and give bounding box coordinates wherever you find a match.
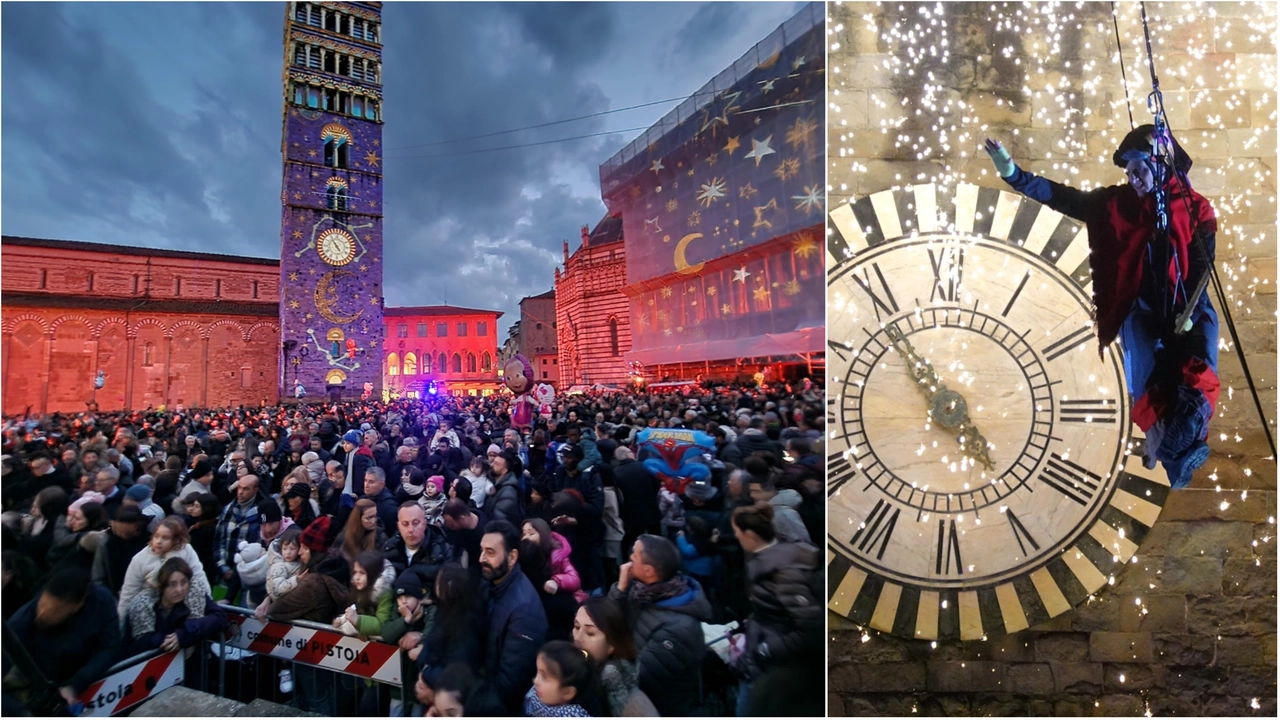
[206,603,416,716]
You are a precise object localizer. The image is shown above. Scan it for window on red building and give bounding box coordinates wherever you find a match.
[438,352,447,374]
[404,352,417,375]
[477,322,487,336]
[451,354,462,373]
[397,324,408,338]
[422,354,432,373]
[143,343,155,367]
[437,323,447,337]
[457,322,467,337]
[417,323,427,337]
[481,352,491,372]
[609,318,620,357]
[388,352,399,376]
[466,353,477,373]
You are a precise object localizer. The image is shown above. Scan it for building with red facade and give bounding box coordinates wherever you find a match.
[554,218,631,388]
[382,306,502,398]
[2,236,282,413]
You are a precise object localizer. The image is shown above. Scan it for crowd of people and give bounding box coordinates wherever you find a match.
[1,380,825,717]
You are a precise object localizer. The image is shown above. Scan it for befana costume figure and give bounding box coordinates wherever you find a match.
[984,125,1219,488]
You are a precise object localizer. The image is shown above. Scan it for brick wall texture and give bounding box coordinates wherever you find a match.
[828,2,1277,715]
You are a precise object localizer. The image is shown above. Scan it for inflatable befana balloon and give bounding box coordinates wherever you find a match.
[636,428,716,495]
[504,355,534,394]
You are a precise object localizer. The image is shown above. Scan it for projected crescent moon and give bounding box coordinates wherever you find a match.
[674,233,706,275]
[314,270,363,324]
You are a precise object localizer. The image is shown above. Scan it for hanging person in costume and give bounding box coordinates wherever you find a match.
[983,126,1219,488]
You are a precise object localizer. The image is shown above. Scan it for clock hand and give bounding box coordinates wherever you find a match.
[884,325,996,471]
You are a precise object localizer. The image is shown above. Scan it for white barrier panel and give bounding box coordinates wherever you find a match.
[223,614,401,684]
[77,651,183,717]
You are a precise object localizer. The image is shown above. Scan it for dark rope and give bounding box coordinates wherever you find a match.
[1111,1,1136,129]
[1137,1,1276,458]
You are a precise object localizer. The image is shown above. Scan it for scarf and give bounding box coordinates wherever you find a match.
[1087,175,1216,355]
[629,573,690,607]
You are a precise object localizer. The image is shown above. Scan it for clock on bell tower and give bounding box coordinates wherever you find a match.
[278,0,384,400]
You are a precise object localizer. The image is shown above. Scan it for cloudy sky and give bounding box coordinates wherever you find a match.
[1,1,806,335]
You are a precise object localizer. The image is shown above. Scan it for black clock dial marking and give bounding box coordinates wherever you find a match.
[827,339,851,363]
[852,263,900,320]
[1059,398,1119,424]
[936,519,964,575]
[1001,270,1032,318]
[1039,452,1102,506]
[829,453,857,497]
[1042,325,1094,362]
[1005,508,1041,556]
[840,307,1055,512]
[928,246,965,303]
[853,498,901,561]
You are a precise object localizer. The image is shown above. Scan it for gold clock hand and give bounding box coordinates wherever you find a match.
[884,324,995,471]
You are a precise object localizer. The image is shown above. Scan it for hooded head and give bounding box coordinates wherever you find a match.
[1112,124,1192,196]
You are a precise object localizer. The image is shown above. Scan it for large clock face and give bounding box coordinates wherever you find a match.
[318,228,358,266]
[826,183,1172,641]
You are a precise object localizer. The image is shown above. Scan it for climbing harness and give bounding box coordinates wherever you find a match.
[1112,2,1277,458]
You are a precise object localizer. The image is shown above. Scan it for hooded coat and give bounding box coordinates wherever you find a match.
[609,575,713,718]
[739,541,823,681]
[267,554,351,624]
[768,489,811,544]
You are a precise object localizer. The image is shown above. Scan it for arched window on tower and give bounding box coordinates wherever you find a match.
[325,185,348,211]
[609,317,620,357]
[387,352,399,376]
[481,352,492,372]
[404,352,417,376]
[466,353,477,373]
[438,352,448,376]
[323,138,349,169]
[452,354,462,374]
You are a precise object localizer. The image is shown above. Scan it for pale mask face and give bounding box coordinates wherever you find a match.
[1125,157,1156,197]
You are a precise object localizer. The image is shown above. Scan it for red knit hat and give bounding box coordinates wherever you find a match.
[300,516,332,553]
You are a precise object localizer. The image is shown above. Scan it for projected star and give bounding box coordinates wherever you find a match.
[744,136,776,167]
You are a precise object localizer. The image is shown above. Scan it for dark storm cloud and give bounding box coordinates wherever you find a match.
[1,2,803,333]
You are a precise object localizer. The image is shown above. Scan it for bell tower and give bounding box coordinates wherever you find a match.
[278,1,384,400]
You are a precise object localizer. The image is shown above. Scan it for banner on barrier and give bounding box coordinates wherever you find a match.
[77,651,184,717]
[223,614,401,684]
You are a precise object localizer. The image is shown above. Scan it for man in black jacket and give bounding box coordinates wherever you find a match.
[478,520,547,715]
[4,567,122,710]
[361,467,399,537]
[611,446,661,564]
[89,506,150,598]
[610,534,713,717]
[382,503,451,578]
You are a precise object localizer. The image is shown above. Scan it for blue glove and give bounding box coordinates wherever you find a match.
[984,139,1016,178]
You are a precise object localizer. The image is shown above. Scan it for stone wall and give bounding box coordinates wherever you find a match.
[827,2,1277,715]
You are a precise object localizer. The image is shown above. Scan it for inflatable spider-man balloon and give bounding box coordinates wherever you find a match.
[636,428,716,495]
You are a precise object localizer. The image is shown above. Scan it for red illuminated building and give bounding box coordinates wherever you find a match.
[555,218,632,388]
[382,306,502,398]
[2,236,282,413]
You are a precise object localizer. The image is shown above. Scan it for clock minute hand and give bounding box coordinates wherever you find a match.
[884,325,996,471]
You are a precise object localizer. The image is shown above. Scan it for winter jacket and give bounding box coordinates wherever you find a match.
[676,533,715,578]
[489,472,523,526]
[659,488,686,531]
[548,532,587,603]
[364,487,399,537]
[381,525,451,579]
[90,528,151,598]
[600,659,660,718]
[418,605,486,689]
[265,554,303,600]
[483,564,549,714]
[733,429,783,464]
[612,458,662,541]
[214,498,262,576]
[4,584,121,695]
[349,574,395,638]
[740,541,823,681]
[117,543,212,619]
[346,449,375,497]
[768,489,811,544]
[268,554,351,624]
[609,575,713,717]
[123,590,229,658]
[234,541,270,588]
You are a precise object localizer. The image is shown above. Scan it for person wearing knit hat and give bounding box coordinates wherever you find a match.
[340,430,374,498]
[70,491,106,515]
[124,484,165,532]
[983,127,1219,489]
[300,516,333,554]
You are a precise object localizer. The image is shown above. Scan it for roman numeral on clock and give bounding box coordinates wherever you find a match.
[851,498,899,561]
[928,245,965,303]
[1060,398,1119,424]
[1041,325,1094,362]
[852,263,899,320]
[936,518,963,575]
[827,340,851,363]
[1039,452,1102,506]
[1001,270,1032,317]
[828,454,857,497]
[1005,509,1041,556]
